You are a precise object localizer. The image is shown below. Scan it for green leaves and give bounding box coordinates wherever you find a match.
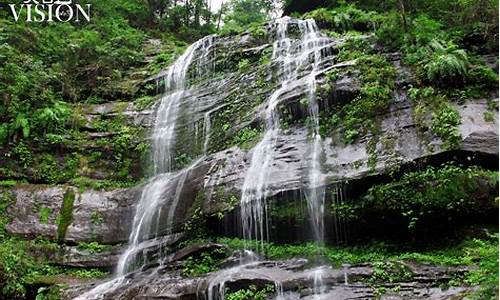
[430,104,462,150]
[422,39,469,84]
[13,114,30,139]
[226,284,274,300]
[334,164,497,231]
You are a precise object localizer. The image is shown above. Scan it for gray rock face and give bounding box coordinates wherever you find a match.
[82,102,156,129]
[201,98,498,203]
[6,185,141,244]
[58,245,124,269]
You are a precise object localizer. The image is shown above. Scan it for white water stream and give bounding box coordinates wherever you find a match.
[76,17,337,300]
[75,35,215,300]
[205,17,334,300]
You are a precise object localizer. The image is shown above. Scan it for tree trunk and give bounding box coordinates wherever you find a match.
[398,0,408,33]
[216,0,224,31]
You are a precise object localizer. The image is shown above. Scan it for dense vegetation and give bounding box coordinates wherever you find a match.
[0,0,497,299]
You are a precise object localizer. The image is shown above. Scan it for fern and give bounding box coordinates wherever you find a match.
[13,114,30,138]
[421,39,469,84]
[34,101,71,133]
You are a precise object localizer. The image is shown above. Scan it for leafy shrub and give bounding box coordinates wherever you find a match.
[375,12,405,49]
[431,104,462,150]
[77,242,109,254]
[305,6,378,32]
[226,284,275,300]
[467,64,499,88]
[181,248,227,277]
[421,40,469,84]
[333,165,497,230]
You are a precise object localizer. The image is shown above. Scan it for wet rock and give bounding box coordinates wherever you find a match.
[170,243,227,262]
[58,244,124,269]
[64,261,474,300]
[6,185,141,244]
[82,102,155,130]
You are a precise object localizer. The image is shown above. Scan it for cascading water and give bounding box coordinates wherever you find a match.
[118,35,215,276]
[75,35,215,300]
[240,17,332,250]
[302,20,331,298]
[76,17,337,300]
[203,17,334,300]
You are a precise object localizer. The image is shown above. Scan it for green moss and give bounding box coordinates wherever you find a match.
[0,180,17,187]
[484,111,495,123]
[56,190,76,241]
[39,207,51,224]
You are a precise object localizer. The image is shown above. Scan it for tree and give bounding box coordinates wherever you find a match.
[221,0,274,30]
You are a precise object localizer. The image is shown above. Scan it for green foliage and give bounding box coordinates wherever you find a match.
[430,104,461,150]
[370,261,413,284]
[39,207,51,225]
[217,233,498,273]
[333,164,496,230]
[464,233,499,299]
[134,95,157,110]
[70,176,137,191]
[467,63,499,89]
[0,237,62,299]
[221,0,274,32]
[77,242,109,254]
[226,284,275,300]
[483,111,495,123]
[0,180,17,188]
[12,141,34,169]
[419,40,469,85]
[66,268,108,279]
[337,54,396,143]
[35,286,61,300]
[181,248,227,277]
[304,5,378,32]
[238,59,251,72]
[409,87,462,150]
[232,127,262,150]
[90,211,104,225]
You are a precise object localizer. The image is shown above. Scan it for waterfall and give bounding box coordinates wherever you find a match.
[76,16,336,300]
[75,35,215,300]
[302,20,330,298]
[240,17,332,251]
[118,35,215,276]
[201,17,333,300]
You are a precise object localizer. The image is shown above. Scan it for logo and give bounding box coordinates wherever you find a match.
[8,0,91,23]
